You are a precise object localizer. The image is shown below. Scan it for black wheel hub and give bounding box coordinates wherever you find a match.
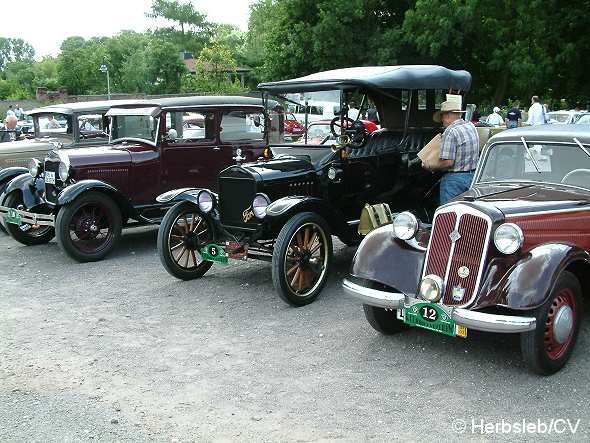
[76,216,100,239]
[183,232,200,250]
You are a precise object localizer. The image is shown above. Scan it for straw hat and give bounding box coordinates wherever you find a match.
[433,100,466,123]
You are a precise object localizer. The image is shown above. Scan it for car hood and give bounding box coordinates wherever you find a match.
[0,138,54,154]
[240,157,315,181]
[459,183,590,215]
[55,144,135,169]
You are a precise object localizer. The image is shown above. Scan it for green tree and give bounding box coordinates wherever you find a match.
[0,37,35,71]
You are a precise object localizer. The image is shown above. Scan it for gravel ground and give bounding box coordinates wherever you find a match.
[1,226,589,442]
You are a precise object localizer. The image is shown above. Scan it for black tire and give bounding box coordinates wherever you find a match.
[55,192,122,262]
[272,212,333,307]
[520,271,583,375]
[363,304,409,334]
[157,201,214,280]
[4,192,55,245]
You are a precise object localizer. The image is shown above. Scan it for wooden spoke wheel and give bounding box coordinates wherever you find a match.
[272,212,333,306]
[158,202,214,280]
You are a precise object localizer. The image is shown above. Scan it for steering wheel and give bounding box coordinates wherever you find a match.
[561,169,590,186]
[329,117,368,149]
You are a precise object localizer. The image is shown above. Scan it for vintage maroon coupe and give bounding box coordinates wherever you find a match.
[0,96,274,262]
[344,124,590,374]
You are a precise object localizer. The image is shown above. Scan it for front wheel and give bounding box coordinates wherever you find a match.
[4,192,55,245]
[363,304,409,334]
[520,271,582,375]
[157,202,214,280]
[272,212,333,306]
[55,192,122,262]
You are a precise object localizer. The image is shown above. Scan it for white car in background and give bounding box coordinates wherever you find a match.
[574,113,590,125]
[546,110,583,124]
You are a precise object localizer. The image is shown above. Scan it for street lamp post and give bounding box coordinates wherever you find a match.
[99,64,111,100]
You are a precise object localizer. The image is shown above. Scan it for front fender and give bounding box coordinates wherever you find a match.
[3,173,45,209]
[57,180,121,206]
[156,188,213,205]
[0,167,29,188]
[266,196,352,238]
[475,243,590,310]
[349,224,426,295]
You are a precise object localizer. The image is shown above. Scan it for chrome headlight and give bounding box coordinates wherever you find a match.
[58,161,69,181]
[28,159,42,177]
[419,274,444,302]
[197,190,214,213]
[494,223,524,254]
[252,193,270,219]
[392,211,418,240]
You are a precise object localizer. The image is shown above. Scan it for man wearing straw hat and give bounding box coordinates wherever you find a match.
[423,100,479,204]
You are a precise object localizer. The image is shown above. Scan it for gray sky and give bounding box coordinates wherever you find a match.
[0,0,255,59]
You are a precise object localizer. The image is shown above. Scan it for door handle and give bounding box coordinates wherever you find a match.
[212,146,221,151]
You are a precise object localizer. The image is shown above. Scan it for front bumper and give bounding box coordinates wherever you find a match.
[342,278,536,333]
[0,205,55,227]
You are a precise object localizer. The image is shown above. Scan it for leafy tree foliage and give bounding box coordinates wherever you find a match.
[0,38,35,71]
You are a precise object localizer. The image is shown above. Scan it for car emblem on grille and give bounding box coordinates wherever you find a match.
[452,286,466,301]
[449,230,461,243]
[457,266,470,279]
[242,205,254,223]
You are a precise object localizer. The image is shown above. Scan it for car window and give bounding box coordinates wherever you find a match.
[478,142,590,190]
[111,114,158,144]
[418,90,427,110]
[220,111,265,142]
[576,115,590,124]
[165,111,216,143]
[78,113,108,142]
[36,113,74,143]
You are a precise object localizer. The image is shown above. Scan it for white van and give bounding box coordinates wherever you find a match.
[286,100,341,124]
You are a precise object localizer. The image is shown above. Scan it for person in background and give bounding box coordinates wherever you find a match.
[506,101,522,128]
[14,104,24,120]
[470,104,481,123]
[486,106,504,126]
[348,102,360,120]
[46,114,61,129]
[526,95,546,125]
[0,115,23,142]
[423,101,480,204]
[6,105,15,118]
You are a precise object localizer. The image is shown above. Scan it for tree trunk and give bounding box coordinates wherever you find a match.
[493,70,510,105]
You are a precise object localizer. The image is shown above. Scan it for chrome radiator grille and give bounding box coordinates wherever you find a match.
[422,205,492,306]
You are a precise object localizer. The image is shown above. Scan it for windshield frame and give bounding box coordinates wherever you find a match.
[474,139,590,193]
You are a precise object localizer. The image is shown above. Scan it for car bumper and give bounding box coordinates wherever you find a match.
[342,278,536,333]
[0,205,55,227]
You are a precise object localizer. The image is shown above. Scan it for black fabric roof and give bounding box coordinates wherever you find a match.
[258,65,472,93]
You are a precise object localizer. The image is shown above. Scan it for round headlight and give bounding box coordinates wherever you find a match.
[419,274,444,302]
[327,167,337,180]
[392,211,418,240]
[58,161,69,181]
[28,159,41,177]
[252,193,270,219]
[494,223,524,254]
[197,190,214,213]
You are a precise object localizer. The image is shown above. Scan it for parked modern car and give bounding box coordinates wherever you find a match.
[0,96,274,262]
[546,110,583,125]
[283,112,305,141]
[575,113,590,125]
[156,65,471,306]
[344,124,590,374]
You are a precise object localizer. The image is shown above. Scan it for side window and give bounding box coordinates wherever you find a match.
[78,113,108,142]
[418,90,427,110]
[165,111,216,143]
[401,90,409,111]
[220,111,265,142]
[435,90,444,109]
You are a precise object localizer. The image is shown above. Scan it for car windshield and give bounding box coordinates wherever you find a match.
[477,142,590,190]
[110,114,158,144]
[576,114,590,125]
[35,113,74,143]
[548,113,570,123]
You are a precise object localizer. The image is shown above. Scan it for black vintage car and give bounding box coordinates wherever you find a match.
[156,65,472,306]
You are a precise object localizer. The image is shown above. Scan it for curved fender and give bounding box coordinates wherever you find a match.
[476,243,590,310]
[0,167,29,187]
[266,196,351,237]
[57,179,124,206]
[349,224,426,295]
[3,173,45,209]
[156,188,214,206]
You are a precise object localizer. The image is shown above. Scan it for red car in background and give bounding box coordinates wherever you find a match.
[300,119,378,145]
[283,112,305,140]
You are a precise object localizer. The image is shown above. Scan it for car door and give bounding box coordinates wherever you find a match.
[160,109,226,191]
[218,108,267,163]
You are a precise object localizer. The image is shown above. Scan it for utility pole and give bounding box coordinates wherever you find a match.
[99,64,111,100]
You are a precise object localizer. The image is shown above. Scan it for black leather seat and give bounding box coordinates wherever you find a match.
[347,130,429,158]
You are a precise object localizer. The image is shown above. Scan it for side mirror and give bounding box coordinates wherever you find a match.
[253,115,261,127]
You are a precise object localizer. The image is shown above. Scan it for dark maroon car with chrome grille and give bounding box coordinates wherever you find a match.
[0,96,271,262]
[344,124,590,374]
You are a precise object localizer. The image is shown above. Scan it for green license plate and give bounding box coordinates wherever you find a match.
[200,243,228,264]
[403,302,467,338]
[3,208,22,226]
